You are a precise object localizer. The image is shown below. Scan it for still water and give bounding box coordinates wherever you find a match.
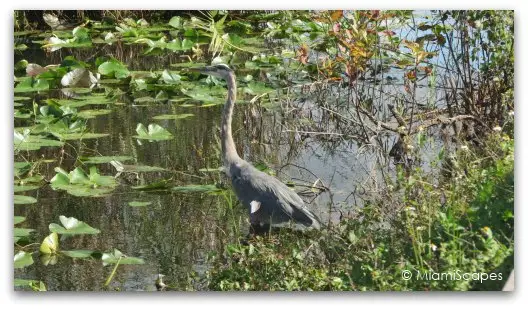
[14,42,383,291]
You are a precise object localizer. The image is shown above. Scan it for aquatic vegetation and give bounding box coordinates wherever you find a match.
[13,10,513,291]
[50,166,118,197]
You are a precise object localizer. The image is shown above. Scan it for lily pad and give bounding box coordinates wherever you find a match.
[14,130,64,151]
[14,185,40,192]
[80,155,134,164]
[14,78,50,93]
[152,113,194,120]
[14,251,34,269]
[161,70,181,84]
[39,232,59,254]
[131,179,173,191]
[14,228,35,243]
[14,216,26,225]
[14,195,37,205]
[98,59,130,79]
[134,123,173,141]
[102,249,145,266]
[14,279,47,291]
[61,249,98,259]
[50,166,118,197]
[51,132,109,141]
[76,109,112,119]
[14,96,31,102]
[171,184,222,193]
[48,215,101,235]
[128,201,152,207]
[110,161,166,173]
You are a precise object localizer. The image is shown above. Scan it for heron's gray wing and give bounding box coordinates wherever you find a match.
[231,164,320,228]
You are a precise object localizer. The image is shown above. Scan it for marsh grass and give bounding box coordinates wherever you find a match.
[206,132,514,291]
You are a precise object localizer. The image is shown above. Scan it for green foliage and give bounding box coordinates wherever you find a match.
[134,123,174,141]
[208,135,514,291]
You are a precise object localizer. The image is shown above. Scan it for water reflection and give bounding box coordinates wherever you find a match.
[15,37,431,291]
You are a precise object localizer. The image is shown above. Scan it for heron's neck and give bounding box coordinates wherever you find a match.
[221,73,241,166]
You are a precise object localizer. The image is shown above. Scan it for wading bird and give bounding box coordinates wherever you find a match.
[190,64,321,232]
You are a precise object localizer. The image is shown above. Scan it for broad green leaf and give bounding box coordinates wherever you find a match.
[61,249,98,259]
[128,201,152,207]
[171,184,222,193]
[102,249,145,266]
[161,70,181,84]
[39,232,59,254]
[14,130,64,151]
[76,109,112,119]
[168,16,182,29]
[80,155,134,164]
[14,227,35,241]
[134,123,173,141]
[14,78,50,93]
[110,162,166,173]
[14,216,26,225]
[14,251,34,269]
[47,215,100,235]
[14,195,37,205]
[131,179,173,191]
[98,59,130,79]
[152,113,194,120]
[51,132,109,141]
[50,166,117,197]
[14,279,46,291]
[14,185,40,192]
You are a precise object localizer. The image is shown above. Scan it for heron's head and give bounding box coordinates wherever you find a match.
[190,63,233,79]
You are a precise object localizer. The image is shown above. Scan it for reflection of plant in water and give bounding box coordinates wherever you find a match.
[13,10,513,291]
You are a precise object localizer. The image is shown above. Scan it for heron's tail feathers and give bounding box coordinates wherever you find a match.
[292,207,322,229]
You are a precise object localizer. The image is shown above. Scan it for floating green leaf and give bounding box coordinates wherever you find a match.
[51,132,109,141]
[14,185,40,192]
[14,279,47,291]
[14,130,64,151]
[14,216,26,225]
[48,215,101,235]
[14,195,37,205]
[171,184,222,193]
[110,161,166,173]
[61,249,98,259]
[131,179,173,191]
[76,109,112,119]
[152,113,194,120]
[98,59,130,79]
[161,69,181,84]
[14,78,50,93]
[168,16,182,29]
[134,123,173,141]
[14,251,34,269]
[50,166,118,197]
[128,201,152,207]
[14,228,35,243]
[39,232,59,254]
[80,155,134,164]
[102,249,145,266]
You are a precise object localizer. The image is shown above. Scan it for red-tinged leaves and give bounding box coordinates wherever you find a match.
[330,10,343,22]
[296,44,309,65]
[406,70,417,81]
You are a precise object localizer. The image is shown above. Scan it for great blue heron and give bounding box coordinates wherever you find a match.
[190,64,321,231]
